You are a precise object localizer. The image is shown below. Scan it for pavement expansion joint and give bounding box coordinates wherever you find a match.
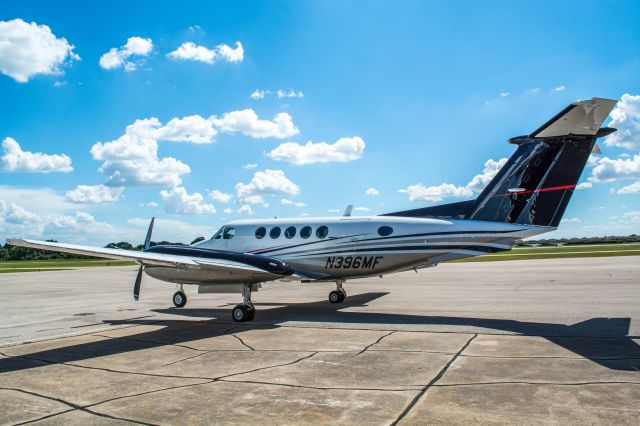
[232,334,256,350]
[355,330,397,356]
[391,333,478,425]
[1,386,155,426]
[217,378,423,392]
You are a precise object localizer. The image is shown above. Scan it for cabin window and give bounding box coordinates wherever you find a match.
[255,227,266,239]
[300,226,312,239]
[270,227,281,239]
[284,226,296,239]
[378,226,393,236]
[316,225,329,239]
[223,227,236,239]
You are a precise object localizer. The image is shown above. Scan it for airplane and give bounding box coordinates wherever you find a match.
[7,97,617,323]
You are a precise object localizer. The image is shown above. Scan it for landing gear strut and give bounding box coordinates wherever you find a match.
[173,284,187,308]
[232,283,255,322]
[329,280,346,304]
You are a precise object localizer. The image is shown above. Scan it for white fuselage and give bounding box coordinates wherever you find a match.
[144,216,552,284]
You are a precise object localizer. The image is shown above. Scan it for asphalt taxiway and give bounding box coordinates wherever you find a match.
[1,256,639,424]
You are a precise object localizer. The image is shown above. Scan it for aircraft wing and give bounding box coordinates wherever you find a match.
[6,238,288,278]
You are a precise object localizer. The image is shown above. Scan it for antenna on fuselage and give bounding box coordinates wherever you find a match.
[343,205,353,217]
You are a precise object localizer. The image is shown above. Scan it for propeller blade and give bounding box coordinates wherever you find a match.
[133,265,143,301]
[144,217,155,250]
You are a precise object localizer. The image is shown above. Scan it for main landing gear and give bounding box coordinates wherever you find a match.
[232,283,255,322]
[329,280,347,304]
[172,284,187,308]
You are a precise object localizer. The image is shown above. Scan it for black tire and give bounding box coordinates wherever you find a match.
[172,291,187,308]
[329,290,342,304]
[248,308,256,321]
[232,305,248,322]
[339,288,347,301]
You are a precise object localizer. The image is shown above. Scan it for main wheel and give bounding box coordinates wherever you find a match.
[329,290,342,304]
[172,291,187,308]
[232,305,249,322]
[248,308,256,321]
[338,288,346,302]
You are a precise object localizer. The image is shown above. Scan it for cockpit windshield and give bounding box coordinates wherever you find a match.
[210,226,236,240]
[211,227,225,240]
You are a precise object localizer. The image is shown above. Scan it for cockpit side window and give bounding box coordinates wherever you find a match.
[223,227,236,239]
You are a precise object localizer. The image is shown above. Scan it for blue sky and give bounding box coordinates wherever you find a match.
[1,0,639,244]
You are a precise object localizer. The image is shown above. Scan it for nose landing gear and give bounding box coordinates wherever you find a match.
[329,280,347,304]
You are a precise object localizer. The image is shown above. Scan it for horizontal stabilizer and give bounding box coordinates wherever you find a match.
[529,97,616,138]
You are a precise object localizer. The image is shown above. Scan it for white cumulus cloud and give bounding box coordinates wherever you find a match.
[266,137,365,165]
[99,36,153,71]
[1,137,72,173]
[157,115,217,144]
[588,154,640,184]
[399,158,507,202]
[551,85,565,92]
[212,109,299,139]
[65,185,124,204]
[237,204,253,214]
[365,187,379,196]
[243,163,258,170]
[281,198,306,208]
[167,41,243,64]
[250,89,270,100]
[209,189,232,203]
[277,89,304,99]
[0,18,79,83]
[605,94,640,150]
[90,120,191,186]
[160,186,215,215]
[617,181,640,194]
[235,169,300,205]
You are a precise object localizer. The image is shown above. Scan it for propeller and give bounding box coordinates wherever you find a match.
[133,217,155,301]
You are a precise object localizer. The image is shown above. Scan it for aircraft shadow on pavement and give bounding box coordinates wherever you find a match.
[1,292,638,373]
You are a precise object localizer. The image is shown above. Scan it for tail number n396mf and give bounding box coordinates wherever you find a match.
[325,256,382,269]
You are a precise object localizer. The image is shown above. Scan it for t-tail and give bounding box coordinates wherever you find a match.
[384,97,617,227]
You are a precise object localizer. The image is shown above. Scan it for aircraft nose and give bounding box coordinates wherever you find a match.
[280,262,295,276]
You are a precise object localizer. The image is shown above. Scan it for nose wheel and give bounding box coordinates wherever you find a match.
[232,284,256,322]
[329,280,347,303]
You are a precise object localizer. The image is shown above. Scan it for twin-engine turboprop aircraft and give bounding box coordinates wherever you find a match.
[8,98,617,322]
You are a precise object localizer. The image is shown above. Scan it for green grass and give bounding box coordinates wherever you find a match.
[0,268,74,273]
[452,243,640,262]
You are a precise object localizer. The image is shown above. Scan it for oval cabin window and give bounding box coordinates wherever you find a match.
[270,227,281,239]
[284,226,296,239]
[300,226,312,239]
[255,227,266,239]
[316,225,329,239]
[378,226,393,236]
